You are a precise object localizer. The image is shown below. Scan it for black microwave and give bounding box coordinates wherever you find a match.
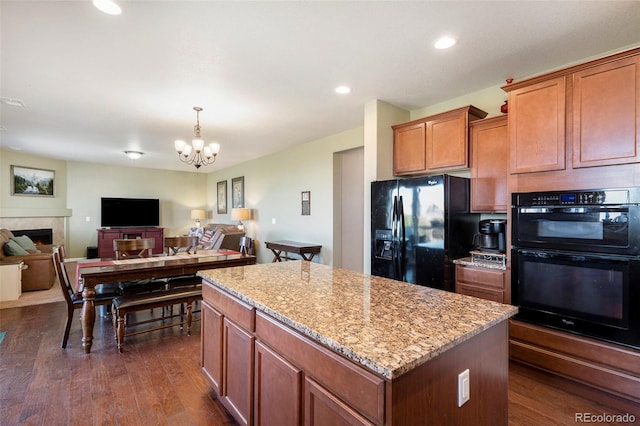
[511,188,640,256]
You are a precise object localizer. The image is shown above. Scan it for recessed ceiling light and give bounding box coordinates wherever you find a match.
[93,0,122,16]
[124,151,144,159]
[335,86,351,94]
[434,36,457,50]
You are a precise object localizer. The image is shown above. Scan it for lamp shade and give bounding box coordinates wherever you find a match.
[231,208,250,221]
[191,209,206,220]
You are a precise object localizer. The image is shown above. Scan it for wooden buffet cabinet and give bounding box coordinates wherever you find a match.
[392,105,487,176]
[97,227,164,258]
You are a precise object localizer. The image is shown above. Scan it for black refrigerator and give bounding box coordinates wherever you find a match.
[371,174,478,292]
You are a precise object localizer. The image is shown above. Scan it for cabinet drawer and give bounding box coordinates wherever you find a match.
[255,312,385,425]
[457,283,504,303]
[456,265,505,289]
[203,283,255,332]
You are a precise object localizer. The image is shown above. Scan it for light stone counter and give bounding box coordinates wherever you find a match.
[199,260,517,380]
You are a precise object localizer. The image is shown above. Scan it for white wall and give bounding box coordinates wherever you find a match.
[64,161,208,257]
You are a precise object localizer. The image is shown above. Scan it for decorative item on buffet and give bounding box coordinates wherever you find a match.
[500,78,514,114]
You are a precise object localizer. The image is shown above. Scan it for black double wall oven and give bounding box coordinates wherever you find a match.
[511,187,640,350]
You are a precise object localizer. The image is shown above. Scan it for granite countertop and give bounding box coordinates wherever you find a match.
[199,261,517,380]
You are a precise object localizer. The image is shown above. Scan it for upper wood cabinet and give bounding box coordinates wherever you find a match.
[393,122,426,174]
[572,55,640,168]
[393,105,487,176]
[505,47,640,178]
[508,76,566,174]
[470,115,508,213]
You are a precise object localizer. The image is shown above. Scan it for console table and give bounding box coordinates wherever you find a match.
[265,240,321,262]
[97,227,164,258]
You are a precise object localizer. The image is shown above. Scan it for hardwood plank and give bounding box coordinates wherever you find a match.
[0,301,637,425]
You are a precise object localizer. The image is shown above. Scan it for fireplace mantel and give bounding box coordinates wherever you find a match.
[0,208,72,218]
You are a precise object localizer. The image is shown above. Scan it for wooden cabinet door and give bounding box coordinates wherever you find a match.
[470,116,508,212]
[304,377,374,426]
[427,110,469,170]
[509,76,566,174]
[455,265,505,303]
[223,318,255,426]
[254,341,302,426]
[97,229,120,258]
[201,301,224,395]
[393,122,426,175]
[572,55,640,168]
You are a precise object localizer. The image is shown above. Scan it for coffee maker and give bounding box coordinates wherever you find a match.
[473,219,506,253]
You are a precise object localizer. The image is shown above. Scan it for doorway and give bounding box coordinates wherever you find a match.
[334,147,364,272]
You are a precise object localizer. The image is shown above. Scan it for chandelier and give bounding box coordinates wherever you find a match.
[174,107,221,169]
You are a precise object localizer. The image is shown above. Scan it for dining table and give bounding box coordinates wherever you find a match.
[70,249,256,353]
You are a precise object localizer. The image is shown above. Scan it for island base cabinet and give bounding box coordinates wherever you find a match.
[201,301,223,395]
[305,377,374,426]
[222,318,254,426]
[254,340,302,426]
[202,282,511,426]
[389,321,509,426]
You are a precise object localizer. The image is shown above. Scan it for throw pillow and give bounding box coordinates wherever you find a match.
[11,235,38,251]
[201,230,214,243]
[4,239,30,256]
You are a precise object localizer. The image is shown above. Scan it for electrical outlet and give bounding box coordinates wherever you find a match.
[85,216,91,222]
[458,369,470,407]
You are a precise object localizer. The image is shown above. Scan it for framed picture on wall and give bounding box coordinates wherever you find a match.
[301,191,310,215]
[11,165,55,196]
[232,176,244,208]
[217,180,227,214]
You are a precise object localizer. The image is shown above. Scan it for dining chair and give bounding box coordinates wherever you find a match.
[53,245,119,348]
[164,236,199,256]
[113,238,155,259]
[163,236,202,292]
[113,238,167,296]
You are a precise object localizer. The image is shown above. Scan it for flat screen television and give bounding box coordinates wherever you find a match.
[100,197,160,228]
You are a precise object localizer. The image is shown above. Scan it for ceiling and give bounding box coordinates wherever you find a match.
[1,1,639,173]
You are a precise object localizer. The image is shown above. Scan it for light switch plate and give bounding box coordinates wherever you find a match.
[458,369,470,407]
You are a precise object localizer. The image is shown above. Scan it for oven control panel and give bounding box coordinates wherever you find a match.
[514,189,632,206]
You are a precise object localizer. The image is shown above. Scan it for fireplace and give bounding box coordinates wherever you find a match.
[11,228,53,245]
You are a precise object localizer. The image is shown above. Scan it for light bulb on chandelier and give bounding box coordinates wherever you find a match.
[174,107,221,169]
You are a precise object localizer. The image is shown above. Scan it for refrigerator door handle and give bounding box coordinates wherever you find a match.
[391,195,399,278]
[398,195,406,281]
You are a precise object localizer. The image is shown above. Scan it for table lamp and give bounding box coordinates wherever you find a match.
[231,208,251,230]
[191,209,206,228]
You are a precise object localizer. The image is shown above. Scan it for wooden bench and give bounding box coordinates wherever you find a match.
[111,288,202,352]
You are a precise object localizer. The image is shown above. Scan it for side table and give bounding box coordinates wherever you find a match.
[265,240,321,262]
[0,261,25,301]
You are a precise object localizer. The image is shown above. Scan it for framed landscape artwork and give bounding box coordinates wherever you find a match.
[232,176,244,208]
[217,180,227,214]
[11,165,55,196]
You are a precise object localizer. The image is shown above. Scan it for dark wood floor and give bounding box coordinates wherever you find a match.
[1,301,637,425]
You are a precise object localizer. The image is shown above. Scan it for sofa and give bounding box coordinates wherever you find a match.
[0,228,56,291]
[188,223,245,251]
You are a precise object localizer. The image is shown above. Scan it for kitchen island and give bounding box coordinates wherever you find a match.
[199,261,517,426]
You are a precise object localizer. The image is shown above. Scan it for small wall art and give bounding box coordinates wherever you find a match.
[232,176,244,208]
[301,191,310,215]
[11,165,55,196]
[217,180,227,214]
